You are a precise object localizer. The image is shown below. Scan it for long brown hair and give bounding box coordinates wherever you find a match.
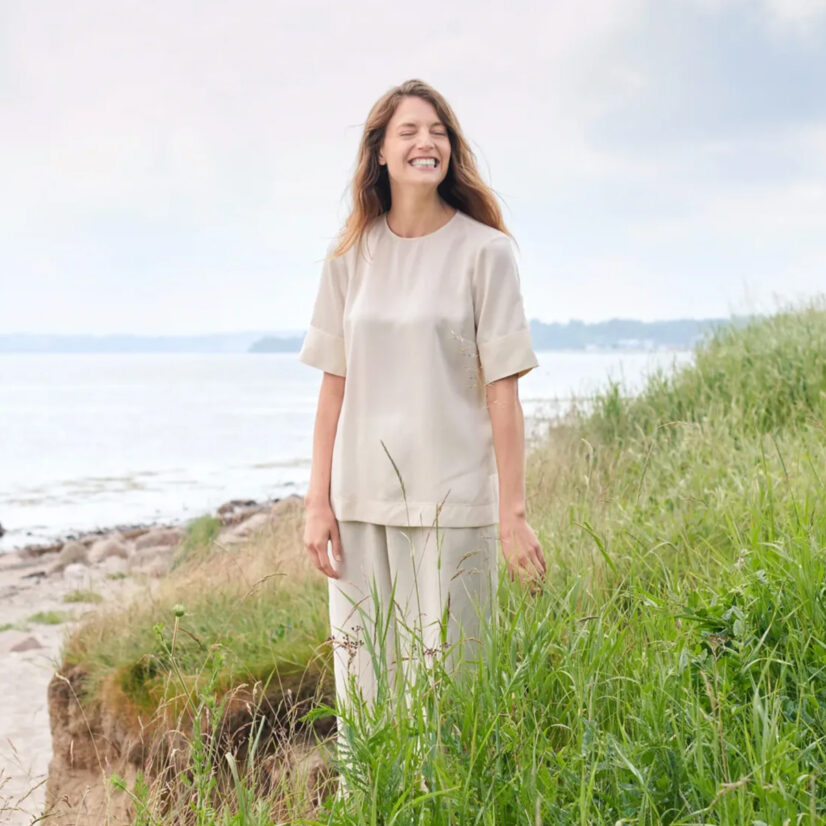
[329,79,514,260]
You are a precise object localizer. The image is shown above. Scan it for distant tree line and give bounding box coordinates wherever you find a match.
[251,315,752,353]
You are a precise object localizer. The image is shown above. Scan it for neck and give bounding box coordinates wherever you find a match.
[385,195,455,238]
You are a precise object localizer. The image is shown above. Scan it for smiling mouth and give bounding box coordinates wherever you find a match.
[409,158,439,168]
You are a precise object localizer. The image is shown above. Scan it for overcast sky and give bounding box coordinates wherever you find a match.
[2,0,825,335]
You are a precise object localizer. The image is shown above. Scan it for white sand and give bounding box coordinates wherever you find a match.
[0,549,145,825]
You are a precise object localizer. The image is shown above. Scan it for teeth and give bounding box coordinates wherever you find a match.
[410,158,437,167]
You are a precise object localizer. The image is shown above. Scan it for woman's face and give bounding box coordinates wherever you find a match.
[379,96,451,193]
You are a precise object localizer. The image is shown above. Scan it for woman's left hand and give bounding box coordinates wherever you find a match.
[498,513,546,594]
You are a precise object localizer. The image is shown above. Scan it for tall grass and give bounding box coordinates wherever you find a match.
[58,297,826,824]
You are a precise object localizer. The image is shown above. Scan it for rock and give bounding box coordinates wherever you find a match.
[49,540,89,574]
[128,546,174,577]
[88,534,130,564]
[216,498,260,522]
[134,527,184,552]
[133,556,171,578]
[217,512,271,547]
[269,495,304,521]
[10,635,43,652]
[101,555,128,576]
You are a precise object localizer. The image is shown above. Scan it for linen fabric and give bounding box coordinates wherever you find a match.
[298,209,539,528]
[327,518,499,779]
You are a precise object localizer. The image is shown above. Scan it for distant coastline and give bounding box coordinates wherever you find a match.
[0,315,752,354]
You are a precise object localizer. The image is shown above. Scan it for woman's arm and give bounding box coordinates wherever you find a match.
[303,372,345,578]
[305,372,345,507]
[485,375,546,589]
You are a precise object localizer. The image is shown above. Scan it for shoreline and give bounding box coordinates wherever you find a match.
[0,493,302,826]
[0,494,287,559]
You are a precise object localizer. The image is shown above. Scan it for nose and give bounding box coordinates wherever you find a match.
[417,133,435,152]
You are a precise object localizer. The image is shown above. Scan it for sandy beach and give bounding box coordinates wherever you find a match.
[0,499,284,826]
[0,550,139,823]
[0,522,172,825]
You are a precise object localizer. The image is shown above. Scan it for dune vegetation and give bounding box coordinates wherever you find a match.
[56,297,826,824]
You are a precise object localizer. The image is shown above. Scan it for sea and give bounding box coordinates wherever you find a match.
[0,349,694,553]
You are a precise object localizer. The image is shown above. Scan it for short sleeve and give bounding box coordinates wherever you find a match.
[298,241,347,377]
[472,235,539,384]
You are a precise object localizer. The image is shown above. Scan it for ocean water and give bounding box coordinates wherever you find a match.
[0,349,694,553]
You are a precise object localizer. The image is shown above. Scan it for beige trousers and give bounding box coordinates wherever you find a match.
[326,519,499,770]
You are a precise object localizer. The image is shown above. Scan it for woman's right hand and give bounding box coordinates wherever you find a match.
[303,500,343,579]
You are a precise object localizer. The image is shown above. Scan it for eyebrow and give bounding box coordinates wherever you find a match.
[397,121,446,129]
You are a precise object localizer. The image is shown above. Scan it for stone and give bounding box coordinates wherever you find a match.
[128,546,173,577]
[134,527,184,552]
[88,534,130,564]
[10,635,43,652]
[101,555,128,576]
[218,512,272,547]
[49,540,89,574]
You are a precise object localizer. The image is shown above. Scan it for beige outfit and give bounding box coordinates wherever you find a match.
[327,520,498,767]
[298,209,538,786]
[298,209,539,528]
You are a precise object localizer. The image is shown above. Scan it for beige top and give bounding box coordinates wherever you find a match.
[298,208,539,527]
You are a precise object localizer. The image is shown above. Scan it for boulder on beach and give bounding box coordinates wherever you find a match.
[134,527,184,552]
[128,545,175,577]
[49,540,89,574]
[10,635,44,653]
[88,533,131,564]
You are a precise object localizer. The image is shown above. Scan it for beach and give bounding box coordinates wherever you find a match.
[0,497,289,825]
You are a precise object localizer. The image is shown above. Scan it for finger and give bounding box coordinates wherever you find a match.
[518,560,540,593]
[329,524,344,563]
[519,558,543,594]
[306,544,325,574]
[309,543,339,579]
[530,549,547,579]
[319,541,340,579]
[523,549,545,580]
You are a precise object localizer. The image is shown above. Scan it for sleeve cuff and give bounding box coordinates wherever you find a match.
[478,327,538,384]
[298,325,347,377]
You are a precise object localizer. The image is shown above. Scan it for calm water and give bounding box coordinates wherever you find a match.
[0,349,694,553]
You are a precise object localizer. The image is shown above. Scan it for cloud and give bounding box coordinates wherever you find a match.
[0,0,824,332]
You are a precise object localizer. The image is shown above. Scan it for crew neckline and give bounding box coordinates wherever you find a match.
[383,209,460,241]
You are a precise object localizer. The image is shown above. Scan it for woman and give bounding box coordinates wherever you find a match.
[298,78,546,786]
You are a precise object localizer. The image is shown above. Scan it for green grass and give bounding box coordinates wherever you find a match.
[61,296,826,824]
[28,610,70,625]
[171,513,224,569]
[62,507,331,715]
[63,588,104,604]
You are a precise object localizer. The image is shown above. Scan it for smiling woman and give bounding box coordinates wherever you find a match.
[297,78,545,797]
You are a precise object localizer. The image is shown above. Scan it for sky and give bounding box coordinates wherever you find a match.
[1,0,825,335]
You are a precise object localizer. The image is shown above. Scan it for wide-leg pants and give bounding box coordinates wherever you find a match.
[326,519,499,759]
